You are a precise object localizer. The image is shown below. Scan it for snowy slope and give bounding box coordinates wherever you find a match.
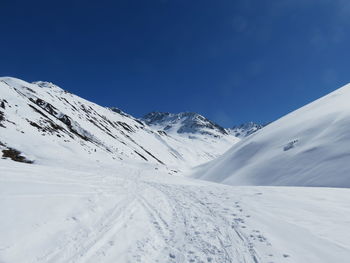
[1,159,350,263]
[195,83,350,187]
[1,77,350,263]
[0,77,238,169]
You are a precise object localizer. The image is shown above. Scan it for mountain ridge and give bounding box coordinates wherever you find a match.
[229,122,264,138]
[142,111,228,137]
[0,77,239,169]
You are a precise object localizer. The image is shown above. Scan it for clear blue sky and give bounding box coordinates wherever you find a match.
[1,0,350,127]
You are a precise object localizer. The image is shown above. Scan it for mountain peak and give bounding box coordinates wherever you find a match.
[230,122,264,138]
[32,81,59,89]
[0,77,238,168]
[0,77,64,94]
[142,111,228,137]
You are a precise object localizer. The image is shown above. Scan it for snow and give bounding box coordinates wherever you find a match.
[1,77,350,262]
[142,111,229,137]
[229,122,264,138]
[1,159,350,262]
[195,83,350,187]
[0,77,238,170]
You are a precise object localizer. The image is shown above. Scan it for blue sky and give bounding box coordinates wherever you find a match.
[1,0,350,127]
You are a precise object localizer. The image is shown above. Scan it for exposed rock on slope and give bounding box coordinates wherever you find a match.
[142,112,228,137]
[0,77,238,169]
[230,122,264,138]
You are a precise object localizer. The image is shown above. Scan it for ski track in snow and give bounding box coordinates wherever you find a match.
[2,73,350,263]
[0,162,281,263]
[2,161,350,263]
[135,182,260,263]
[2,162,350,263]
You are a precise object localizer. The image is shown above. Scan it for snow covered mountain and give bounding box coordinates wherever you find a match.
[142,111,228,137]
[0,77,238,169]
[229,122,264,138]
[2,77,350,263]
[195,83,350,187]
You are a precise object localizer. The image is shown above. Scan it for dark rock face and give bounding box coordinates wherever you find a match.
[2,148,33,163]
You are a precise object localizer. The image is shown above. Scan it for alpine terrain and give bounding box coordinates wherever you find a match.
[1,77,350,263]
[195,83,350,187]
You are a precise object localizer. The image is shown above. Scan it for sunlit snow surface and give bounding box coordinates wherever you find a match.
[0,77,238,170]
[1,77,350,262]
[1,160,350,263]
[196,83,350,187]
